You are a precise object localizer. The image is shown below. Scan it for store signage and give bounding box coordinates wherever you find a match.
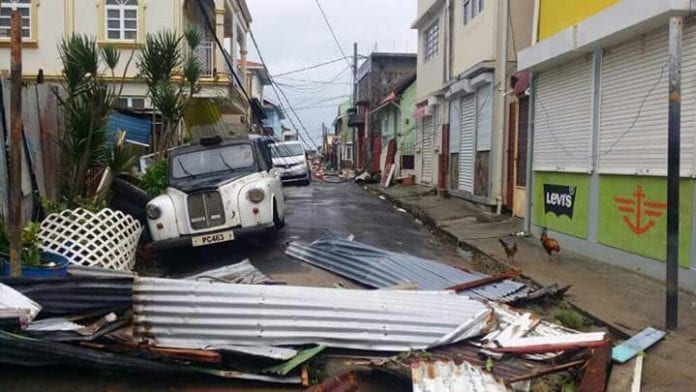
[544,184,576,219]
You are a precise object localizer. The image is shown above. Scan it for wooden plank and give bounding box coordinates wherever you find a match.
[631,355,643,392]
[0,79,9,218]
[612,327,665,364]
[22,85,45,198]
[578,343,612,392]
[37,84,60,200]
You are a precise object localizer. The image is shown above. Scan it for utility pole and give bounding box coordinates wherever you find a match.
[352,42,358,165]
[666,16,682,331]
[9,10,23,278]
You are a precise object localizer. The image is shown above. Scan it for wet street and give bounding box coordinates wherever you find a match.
[0,181,472,392]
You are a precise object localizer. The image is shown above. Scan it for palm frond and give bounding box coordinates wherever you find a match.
[100,45,121,71]
[138,30,184,86]
[184,26,203,51]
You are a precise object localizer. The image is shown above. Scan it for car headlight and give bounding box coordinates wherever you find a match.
[247,188,265,203]
[146,204,162,219]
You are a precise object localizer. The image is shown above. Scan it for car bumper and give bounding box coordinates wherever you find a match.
[151,225,272,251]
[281,172,310,182]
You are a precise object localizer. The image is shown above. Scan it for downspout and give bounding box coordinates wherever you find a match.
[524,74,536,233]
[492,0,509,214]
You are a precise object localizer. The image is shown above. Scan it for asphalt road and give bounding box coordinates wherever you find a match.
[0,181,471,392]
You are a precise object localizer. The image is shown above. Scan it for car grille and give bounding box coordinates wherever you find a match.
[187,191,225,230]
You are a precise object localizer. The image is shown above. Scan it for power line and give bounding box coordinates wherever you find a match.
[271,57,348,77]
[314,0,352,69]
[247,30,321,152]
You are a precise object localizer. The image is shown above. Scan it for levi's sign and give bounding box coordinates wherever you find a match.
[544,184,576,219]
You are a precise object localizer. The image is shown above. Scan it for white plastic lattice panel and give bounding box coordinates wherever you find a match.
[39,208,143,271]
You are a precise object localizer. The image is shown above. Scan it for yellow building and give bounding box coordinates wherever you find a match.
[536,0,620,40]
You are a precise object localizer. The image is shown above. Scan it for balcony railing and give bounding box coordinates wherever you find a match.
[194,40,215,78]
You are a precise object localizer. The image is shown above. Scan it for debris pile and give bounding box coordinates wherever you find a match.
[0,239,666,390]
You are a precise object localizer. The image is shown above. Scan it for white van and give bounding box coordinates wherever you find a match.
[270,141,311,186]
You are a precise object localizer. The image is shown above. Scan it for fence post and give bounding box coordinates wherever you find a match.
[9,10,23,277]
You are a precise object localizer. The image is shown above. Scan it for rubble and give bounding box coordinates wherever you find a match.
[0,251,618,389]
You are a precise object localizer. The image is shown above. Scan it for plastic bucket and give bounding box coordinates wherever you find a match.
[1,251,70,278]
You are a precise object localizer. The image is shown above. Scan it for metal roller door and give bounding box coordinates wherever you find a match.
[421,116,434,184]
[533,56,593,172]
[458,94,476,193]
[599,25,694,176]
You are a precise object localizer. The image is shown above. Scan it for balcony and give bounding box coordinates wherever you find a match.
[194,40,215,78]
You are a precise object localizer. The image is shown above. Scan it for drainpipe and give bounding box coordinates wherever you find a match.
[491,0,509,215]
[524,73,536,233]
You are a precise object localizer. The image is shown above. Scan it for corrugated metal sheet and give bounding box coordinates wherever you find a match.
[533,56,593,172]
[459,94,476,193]
[185,259,272,284]
[0,331,300,383]
[412,360,509,392]
[1,278,133,317]
[599,25,695,176]
[0,283,41,322]
[133,277,493,352]
[421,116,434,184]
[285,238,528,302]
[107,112,151,147]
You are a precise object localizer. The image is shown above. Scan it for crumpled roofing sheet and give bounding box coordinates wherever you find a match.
[133,277,493,351]
[286,237,528,301]
[411,360,510,392]
[185,259,272,284]
[0,283,41,322]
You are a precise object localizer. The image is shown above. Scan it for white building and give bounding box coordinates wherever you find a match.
[0,0,253,130]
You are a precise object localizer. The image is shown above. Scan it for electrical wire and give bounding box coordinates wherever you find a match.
[271,57,349,78]
[248,30,322,152]
[314,0,353,69]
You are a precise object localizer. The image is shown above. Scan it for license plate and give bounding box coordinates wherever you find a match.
[192,231,234,247]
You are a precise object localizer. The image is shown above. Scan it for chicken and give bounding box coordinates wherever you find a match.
[540,228,561,260]
[498,236,518,263]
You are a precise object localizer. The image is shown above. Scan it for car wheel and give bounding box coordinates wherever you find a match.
[273,204,285,229]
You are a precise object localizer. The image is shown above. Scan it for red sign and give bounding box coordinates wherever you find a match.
[614,186,667,235]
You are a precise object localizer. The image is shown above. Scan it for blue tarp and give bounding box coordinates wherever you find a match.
[107,112,151,146]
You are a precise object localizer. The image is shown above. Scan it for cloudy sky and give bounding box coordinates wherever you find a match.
[247,0,418,148]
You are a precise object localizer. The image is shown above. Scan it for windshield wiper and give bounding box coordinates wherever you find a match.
[177,159,196,178]
[218,152,236,171]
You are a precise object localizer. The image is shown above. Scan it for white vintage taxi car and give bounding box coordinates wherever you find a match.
[145,137,285,250]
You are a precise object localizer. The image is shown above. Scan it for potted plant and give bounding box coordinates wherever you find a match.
[1,222,70,278]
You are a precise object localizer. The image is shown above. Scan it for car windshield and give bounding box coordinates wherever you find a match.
[271,143,305,158]
[171,144,255,179]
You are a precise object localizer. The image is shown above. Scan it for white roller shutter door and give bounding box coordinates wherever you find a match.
[459,94,476,193]
[421,116,434,184]
[598,25,695,176]
[533,56,593,172]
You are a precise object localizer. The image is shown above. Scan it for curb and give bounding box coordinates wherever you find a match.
[364,184,631,339]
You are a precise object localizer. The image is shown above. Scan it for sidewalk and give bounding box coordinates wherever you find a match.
[367,183,696,392]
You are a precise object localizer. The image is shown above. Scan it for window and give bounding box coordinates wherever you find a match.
[118,97,145,110]
[0,0,31,39]
[105,0,138,41]
[464,0,484,25]
[424,20,439,61]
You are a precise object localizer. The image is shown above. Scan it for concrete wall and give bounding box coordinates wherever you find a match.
[538,0,620,40]
[399,82,418,152]
[451,0,498,75]
[416,11,445,102]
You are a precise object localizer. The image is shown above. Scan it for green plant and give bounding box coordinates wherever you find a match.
[109,137,137,174]
[0,221,43,268]
[552,303,588,330]
[141,159,169,197]
[57,34,134,203]
[40,197,69,215]
[138,28,202,158]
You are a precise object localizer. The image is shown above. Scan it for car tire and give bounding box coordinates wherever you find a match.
[273,204,285,230]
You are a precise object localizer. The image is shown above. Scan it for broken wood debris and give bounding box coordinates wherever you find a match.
[612,327,665,364]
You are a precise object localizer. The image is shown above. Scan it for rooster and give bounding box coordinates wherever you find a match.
[540,228,561,260]
[498,236,518,263]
